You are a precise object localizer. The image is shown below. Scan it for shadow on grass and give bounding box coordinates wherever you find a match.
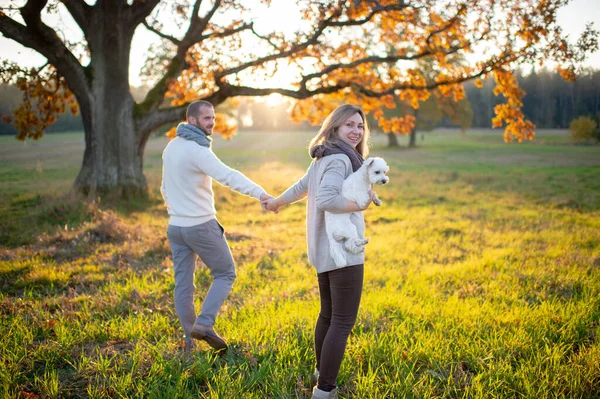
[0,262,32,291]
[0,191,164,249]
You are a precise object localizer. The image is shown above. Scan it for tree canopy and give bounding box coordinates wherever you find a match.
[0,0,597,196]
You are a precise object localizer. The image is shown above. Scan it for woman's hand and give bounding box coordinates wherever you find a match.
[358,189,376,210]
[260,193,273,212]
[364,189,376,209]
[264,197,281,214]
[343,190,376,212]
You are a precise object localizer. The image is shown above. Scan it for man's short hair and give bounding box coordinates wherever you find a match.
[186,100,213,120]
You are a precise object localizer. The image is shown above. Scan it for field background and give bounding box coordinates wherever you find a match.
[1,129,599,398]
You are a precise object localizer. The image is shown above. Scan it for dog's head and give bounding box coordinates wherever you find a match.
[363,157,389,185]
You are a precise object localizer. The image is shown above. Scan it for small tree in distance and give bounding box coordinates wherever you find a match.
[569,116,599,144]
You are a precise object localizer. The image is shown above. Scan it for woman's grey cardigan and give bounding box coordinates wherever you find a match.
[278,154,365,273]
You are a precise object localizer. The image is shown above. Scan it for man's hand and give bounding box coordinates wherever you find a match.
[265,198,281,214]
[260,193,276,213]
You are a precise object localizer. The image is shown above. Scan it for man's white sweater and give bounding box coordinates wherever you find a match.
[161,137,266,227]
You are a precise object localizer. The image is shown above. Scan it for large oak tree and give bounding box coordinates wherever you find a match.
[0,0,597,198]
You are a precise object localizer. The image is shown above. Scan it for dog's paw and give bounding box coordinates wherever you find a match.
[332,233,347,242]
[373,198,382,206]
[345,237,370,254]
[356,238,370,251]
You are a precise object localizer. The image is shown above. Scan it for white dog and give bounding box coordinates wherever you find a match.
[325,157,390,267]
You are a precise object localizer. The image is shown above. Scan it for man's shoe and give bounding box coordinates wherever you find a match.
[190,323,228,351]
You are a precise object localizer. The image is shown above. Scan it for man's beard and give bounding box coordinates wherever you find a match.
[192,122,212,135]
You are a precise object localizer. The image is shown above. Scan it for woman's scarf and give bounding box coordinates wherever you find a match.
[310,140,364,172]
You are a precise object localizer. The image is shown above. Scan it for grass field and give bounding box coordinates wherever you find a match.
[0,129,599,398]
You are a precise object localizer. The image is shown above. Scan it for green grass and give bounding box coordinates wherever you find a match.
[0,129,599,398]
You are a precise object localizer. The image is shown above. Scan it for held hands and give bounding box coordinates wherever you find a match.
[264,197,281,213]
[259,193,272,212]
[260,193,280,214]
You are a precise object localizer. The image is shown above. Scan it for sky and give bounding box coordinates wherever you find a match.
[0,0,599,87]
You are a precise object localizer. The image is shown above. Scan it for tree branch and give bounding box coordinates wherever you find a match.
[0,0,92,136]
[60,0,91,36]
[136,0,416,134]
[128,0,161,26]
[250,24,280,50]
[300,34,481,88]
[135,81,351,137]
[202,21,253,40]
[300,53,433,87]
[183,0,220,47]
[136,104,188,138]
[190,0,204,22]
[142,20,181,45]
[215,1,411,80]
[329,1,409,27]
[135,47,512,138]
[137,0,223,116]
[1,2,90,100]
[354,54,515,98]
[425,3,468,48]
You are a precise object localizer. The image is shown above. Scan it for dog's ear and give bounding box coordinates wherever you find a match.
[363,157,374,166]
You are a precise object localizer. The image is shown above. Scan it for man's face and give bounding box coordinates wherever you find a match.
[189,106,215,135]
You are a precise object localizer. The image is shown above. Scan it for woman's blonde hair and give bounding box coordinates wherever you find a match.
[308,104,370,158]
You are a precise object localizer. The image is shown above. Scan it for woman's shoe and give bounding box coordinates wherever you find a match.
[311,386,338,399]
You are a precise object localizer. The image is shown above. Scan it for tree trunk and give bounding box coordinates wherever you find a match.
[408,108,418,148]
[74,90,145,198]
[387,132,399,147]
[408,126,417,147]
[73,6,146,198]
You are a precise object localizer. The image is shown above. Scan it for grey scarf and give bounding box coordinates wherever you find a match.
[176,122,212,148]
[310,140,364,172]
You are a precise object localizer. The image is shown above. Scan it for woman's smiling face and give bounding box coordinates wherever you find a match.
[336,112,364,148]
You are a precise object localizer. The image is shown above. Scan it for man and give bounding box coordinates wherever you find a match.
[161,100,272,352]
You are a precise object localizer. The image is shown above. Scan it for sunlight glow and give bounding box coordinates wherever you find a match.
[265,93,283,107]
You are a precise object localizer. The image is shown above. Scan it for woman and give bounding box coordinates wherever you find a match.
[265,104,375,399]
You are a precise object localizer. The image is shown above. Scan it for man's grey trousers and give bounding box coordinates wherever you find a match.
[167,219,236,342]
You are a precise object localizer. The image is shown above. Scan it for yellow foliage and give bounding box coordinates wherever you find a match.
[165,126,177,140]
[215,112,238,140]
[557,67,577,82]
[378,114,416,135]
[3,65,78,141]
[489,70,536,142]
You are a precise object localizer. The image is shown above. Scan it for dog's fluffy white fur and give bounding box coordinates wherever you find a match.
[325,157,390,267]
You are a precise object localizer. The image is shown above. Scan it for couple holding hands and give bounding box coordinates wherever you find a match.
[161,100,382,398]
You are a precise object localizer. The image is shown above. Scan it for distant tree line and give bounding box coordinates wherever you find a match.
[466,68,600,129]
[1,68,599,136]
